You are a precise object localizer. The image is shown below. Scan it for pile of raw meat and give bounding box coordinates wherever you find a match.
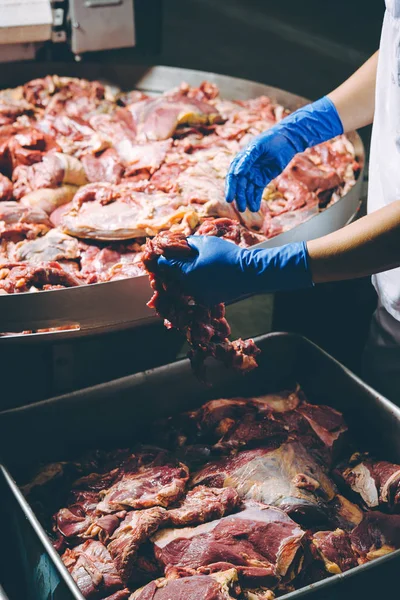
[0,75,360,294]
[24,386,400,600]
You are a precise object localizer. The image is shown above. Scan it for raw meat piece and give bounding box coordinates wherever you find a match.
[60,184,196,241]
[96,463,189,513]
[37,114,110,158]
[0,86,34,123]
[0,201,51,241]
[153,503,304,586]
[20,185,78,215]
[127,92,221,142]
[191,442,337,525]
[0,173,13,201]
[82,149,125,184]
[0,125,60,175]
[311,529,358,574]
[351,511,400,562]
[104,591,130,600]
[14,230,80,263]
[285,154,341,195]
[149,162,188,193]
[89,113,137,147]
[131,570,240,600]
[167,486,241,526]
[108,508,167,583]
[13,152,87,200]
[335,453,400,511]
[329,494,363,531]
[143,230,260,379]
[62,539,125,599]
[296,403,347,460]
[116,140,172,175]
[0,261,81,293]
[80,244,144,283]
[196,218,266,248]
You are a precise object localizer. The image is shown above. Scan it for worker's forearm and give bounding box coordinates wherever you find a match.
[327,51,378,132]
[308,200,400,283]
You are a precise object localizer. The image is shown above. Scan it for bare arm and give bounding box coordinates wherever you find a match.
[327,51,378,132]
[308,201,400,283]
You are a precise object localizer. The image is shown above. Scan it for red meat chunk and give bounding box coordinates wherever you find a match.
[143,230,260,379]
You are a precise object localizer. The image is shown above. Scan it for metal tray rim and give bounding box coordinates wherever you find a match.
[2,331,400,600]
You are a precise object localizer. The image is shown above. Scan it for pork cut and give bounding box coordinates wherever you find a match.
[143,230,260,379]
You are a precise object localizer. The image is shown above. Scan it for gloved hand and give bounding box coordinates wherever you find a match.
[157,235,314,306]
[225,96,343,213]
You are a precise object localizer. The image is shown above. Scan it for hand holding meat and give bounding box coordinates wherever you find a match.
[225,96,344,212]
[158,235,314,305]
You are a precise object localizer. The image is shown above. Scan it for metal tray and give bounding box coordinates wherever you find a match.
[0,332,399,600]
[0,64,365,340]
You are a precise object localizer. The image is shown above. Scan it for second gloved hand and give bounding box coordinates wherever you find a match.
[225,96,343,213]
[157,235,314,306]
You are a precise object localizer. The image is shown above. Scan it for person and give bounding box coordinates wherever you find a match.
[158,2,400,401]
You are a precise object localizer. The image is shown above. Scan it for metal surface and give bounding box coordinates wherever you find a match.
[0,65,364,340]
[69,0,135,54]
[0,332,399,600]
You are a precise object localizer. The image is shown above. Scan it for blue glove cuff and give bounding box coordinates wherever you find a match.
[284,96,344,153]
[241,241,314,294]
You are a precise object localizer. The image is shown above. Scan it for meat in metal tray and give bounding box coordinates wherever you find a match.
[0,332,399,600]
[0,64,365,339]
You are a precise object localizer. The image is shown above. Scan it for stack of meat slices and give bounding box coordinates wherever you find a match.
[23,386,400,600]
[0,76,360,297]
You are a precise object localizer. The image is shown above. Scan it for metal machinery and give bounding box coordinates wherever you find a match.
[0,0,136,60]
[0,5,365,407]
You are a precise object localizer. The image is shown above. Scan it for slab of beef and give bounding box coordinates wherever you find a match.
[191,442,337,526]
[143,230,260,379]
[351,511,400,563]
[152,503,304,587]
[96,463,189,514]
[335,453,400,512]
[130,569,240,600]
[108,507,168,583]
[62,539,125,599]
[168,486,240,527]
[311,529,358,574]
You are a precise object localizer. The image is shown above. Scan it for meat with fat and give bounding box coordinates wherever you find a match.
[62,539,125,599]
[130,569,240,600]
[152,503,305,587]
[335,453,400,511]
[191,442,337,525]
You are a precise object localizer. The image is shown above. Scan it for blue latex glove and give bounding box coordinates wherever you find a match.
[225,96,343,213]
[158,235,314,306]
